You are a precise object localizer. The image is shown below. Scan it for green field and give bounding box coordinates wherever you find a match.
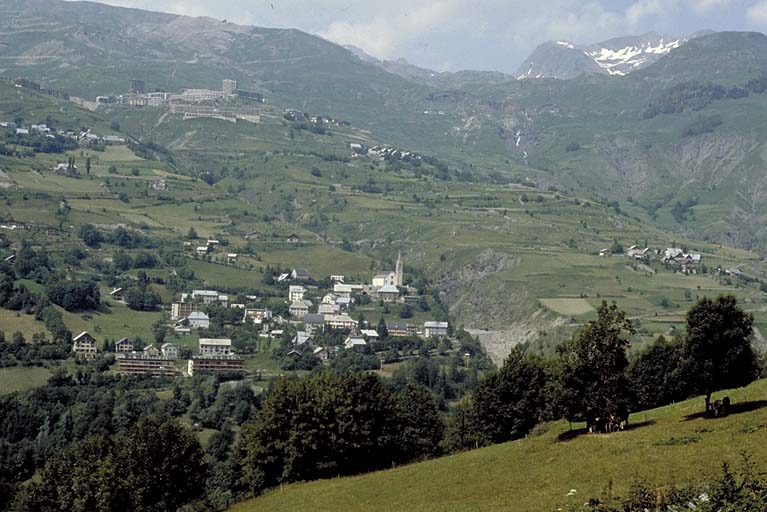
[0,366,52,394]
[232,379,767,512]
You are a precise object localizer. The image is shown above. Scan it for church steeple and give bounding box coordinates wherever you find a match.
[395,250,403,287]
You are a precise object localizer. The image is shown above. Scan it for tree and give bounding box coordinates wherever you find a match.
[557,301,635,429]
[377,316,389,339]
[629,336,687,411]
[85,157,91,176]
[391,385,444,460]
[235,371,402,497]
[467,347,547,446]
[682,295,759,415]
[187,226,198,240]
[79,224,103,248]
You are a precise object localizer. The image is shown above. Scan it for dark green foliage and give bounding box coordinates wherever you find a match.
[629,336,687,411]
[682,295,759,413]
[79,224,103,248]
[642,82,726,119]
[125,288,161,311]
[235,371,441,497]
[682,114,722,137]
[12,417,207,512]
[47,280,100,312]
[391,385,444,461]
[462,347,547,447]
[556,302,635,427]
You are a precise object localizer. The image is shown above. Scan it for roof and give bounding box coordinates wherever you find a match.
[161,343,175,349]
[73,331,93,342]
[304,314,325,324]
[192,290,219,296]
[378,284,400,294]
[344,336,367,347]
[424,321,448,329]
[293,332,313,346]
[360,329,379,337]
[313,346,327,354]
[290,300,309,309]
[110,287,123,295]
[374,272,394,279]
[387,322,410,330]
[199,338,232,346]
[188,311,209,320]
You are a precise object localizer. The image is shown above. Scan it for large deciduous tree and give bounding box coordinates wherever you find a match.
[557,301,635,429]
[682,295,759,415]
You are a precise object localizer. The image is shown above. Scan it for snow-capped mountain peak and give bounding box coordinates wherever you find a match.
[515,32,697,80]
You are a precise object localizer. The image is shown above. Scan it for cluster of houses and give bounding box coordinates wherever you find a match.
[598,244,703,273]
[96,79,265,108]
[1,121,126,146]
[72,331,244,377]
[349,143,423,162]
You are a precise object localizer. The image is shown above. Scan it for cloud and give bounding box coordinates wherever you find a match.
[747,0,767,23]
[75,0,759,73]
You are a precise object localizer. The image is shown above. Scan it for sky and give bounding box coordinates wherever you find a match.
[91,0,767,73]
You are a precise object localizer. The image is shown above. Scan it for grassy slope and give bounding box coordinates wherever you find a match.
[232,380,767,512]
[4,89,767,357]
[0,366,52,395]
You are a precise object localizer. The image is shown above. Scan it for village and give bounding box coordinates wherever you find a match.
[73,250,451,378]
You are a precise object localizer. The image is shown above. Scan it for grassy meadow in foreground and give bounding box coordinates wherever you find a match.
[232,379,767,512]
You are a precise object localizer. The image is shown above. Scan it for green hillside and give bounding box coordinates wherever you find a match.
[4,81,767,360]
[231,379,767,512]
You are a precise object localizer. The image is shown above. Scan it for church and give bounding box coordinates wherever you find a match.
[371,251,403,288]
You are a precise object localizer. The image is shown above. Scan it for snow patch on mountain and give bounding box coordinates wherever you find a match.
[588,38,682,76]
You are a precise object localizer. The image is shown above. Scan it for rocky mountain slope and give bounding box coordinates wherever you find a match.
[515,32,686,79]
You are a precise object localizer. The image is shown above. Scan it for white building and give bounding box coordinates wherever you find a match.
[72,332,98,359]
[199,338,232,356]
[187,311,210,329]
[161,343,179,360]
[424,321,449,338]
[289,285,306,303]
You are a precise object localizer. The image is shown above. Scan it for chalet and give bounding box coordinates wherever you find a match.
[313,346,330,362]
[387,322,416,338]
[199,338,232,356]
[230,303,245,310]
[226,253,238,264]
[292,331,313,346]
[286,233,300,243]
[318,303,340,315]
[303,314,325,334]
[286,349,302,358]
[110,287,125,302]
[324,313,357,331]
[377,284,400,303]
[161,343,179,360]
[196,246,210,256]
[115,337,134,353]
[189,290,226,305]
[174,325,191,336]
[206,239,219,246]
[289,285,306,302]
[333,283,354,298]
[73,332,98,359]
[344,335,367,352]
[424,321,449,338]
[187,311,210,329]
[360,329,380,341]
[598,248,611,257]
[291,268,311,281]
[663,248,685,261]
[143,344,161,358]
[330,275,345,283]
[289,300,309,318]
[243,308,273,325]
